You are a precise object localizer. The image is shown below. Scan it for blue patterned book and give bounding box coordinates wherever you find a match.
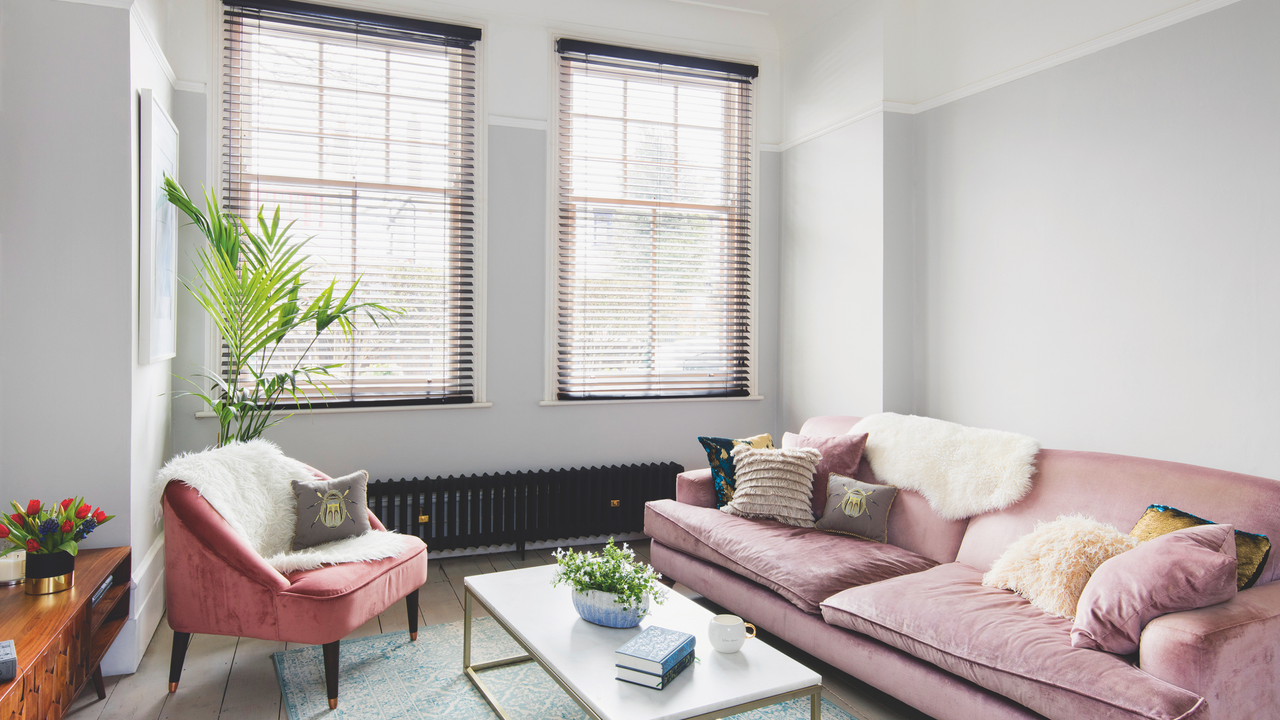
[615,626,696,675]
[616,649,695,690]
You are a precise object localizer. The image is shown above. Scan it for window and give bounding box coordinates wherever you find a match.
[554,40,757,401]
[222,0,480,407]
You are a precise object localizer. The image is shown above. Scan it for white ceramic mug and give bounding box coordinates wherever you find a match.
[708,614,756,654]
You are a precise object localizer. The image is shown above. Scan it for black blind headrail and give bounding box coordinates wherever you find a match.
[556,38,757,79]
[224,0,481,45]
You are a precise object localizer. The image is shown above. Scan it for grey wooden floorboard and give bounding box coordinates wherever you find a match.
[157,632,239,720]
[217,637,284,720]
[92,619,176,720]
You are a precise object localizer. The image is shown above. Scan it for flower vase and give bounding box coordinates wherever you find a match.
[25,550,74,595]
[571,589,649,628]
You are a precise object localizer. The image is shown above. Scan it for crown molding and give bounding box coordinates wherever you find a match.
[780,0,1246,151]
[129,3,176,87]
[902,0,1245,114]
[55,0,133,8]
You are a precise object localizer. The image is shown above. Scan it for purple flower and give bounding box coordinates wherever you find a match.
[74,517,97,541]
[38,518,59,537]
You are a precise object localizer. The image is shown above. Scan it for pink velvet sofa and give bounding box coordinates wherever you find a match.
[644,416,1280,720]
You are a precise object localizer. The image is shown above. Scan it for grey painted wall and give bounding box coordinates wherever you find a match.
[912,0,1280,477]
[0,0,134,549]
[171,124,782,481]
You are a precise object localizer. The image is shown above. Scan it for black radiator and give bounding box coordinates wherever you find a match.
[366,462,682,556]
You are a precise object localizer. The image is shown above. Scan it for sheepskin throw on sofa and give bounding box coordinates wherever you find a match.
[153,440,405,574]
[850,413,1039,520]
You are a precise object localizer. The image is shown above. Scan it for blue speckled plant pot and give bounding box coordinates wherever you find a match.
[571,589,650,628]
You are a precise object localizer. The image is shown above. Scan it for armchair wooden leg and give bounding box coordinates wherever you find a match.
[408,589,419,641]
[169,631,192,693]
[322,641,340,710]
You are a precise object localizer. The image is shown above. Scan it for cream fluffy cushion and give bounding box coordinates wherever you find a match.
[983,515,1139,619]
[721,445,823,528]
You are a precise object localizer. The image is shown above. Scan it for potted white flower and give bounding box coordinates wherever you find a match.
[552,539,668,628]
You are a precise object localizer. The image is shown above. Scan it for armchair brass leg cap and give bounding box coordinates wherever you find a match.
[410,631,418,641]
[329,698,338,710]
[169,682,178,693]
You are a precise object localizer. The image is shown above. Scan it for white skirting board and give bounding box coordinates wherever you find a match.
[101,535,166,676]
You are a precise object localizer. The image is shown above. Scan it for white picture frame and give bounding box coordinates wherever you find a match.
[139,88,179,364]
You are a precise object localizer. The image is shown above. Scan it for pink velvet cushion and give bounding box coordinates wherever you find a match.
[820,563,1206,720]
[284,535,428,597]
[782,432,867,518]
[644,498,936,613]
[1071,524,1238,655]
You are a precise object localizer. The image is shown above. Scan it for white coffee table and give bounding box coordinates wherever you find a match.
[464,564,821,720]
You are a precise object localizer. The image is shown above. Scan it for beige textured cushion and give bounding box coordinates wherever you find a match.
[982,514,1138,619]
[720,445,822,528]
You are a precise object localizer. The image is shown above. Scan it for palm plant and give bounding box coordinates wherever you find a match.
[165,176,399,446]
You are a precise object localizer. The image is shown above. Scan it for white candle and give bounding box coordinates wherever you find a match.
[0,552,24,582]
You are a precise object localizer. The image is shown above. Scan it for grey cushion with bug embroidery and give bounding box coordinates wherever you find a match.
[814,473,898,543]
[291,470,371,551]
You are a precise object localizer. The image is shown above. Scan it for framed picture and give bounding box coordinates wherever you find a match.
[139,88,179,364]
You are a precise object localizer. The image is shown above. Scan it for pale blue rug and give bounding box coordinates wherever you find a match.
[274,617,855,720]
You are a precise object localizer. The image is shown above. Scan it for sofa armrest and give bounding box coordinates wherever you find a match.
[677,468,717,508]
[1139,580,1280,717]
[163,482,290,593]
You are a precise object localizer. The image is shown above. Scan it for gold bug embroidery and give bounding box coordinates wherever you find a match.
[310,489,354,529]
[840,487,875,518]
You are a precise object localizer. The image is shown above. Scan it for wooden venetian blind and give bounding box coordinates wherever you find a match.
[554,40,757,400]
[222,0,479,406]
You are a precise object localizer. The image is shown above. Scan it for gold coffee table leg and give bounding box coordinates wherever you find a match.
[463,586,536,720]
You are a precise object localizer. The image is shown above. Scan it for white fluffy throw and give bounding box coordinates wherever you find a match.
[153,440,405,574]
[850,413,1040,520]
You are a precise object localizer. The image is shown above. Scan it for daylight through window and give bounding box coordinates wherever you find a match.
[554,40,757,400]
[222,1,479,406]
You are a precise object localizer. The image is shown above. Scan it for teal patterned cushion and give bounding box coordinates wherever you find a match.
[698,433,774,508]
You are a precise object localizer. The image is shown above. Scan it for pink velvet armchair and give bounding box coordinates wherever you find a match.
[162,481,429,709]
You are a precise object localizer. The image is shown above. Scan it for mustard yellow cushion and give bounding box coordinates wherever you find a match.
[1130,504,1271,590]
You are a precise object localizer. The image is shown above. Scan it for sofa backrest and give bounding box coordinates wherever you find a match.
[955,448,1280,586]
[799,416,970,565]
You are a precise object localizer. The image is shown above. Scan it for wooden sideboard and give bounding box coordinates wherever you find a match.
[0,547,131,720]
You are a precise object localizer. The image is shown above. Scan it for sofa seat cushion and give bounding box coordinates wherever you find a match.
[820,563,1206,720]
[284,534,427,598]
[645,499,936,613]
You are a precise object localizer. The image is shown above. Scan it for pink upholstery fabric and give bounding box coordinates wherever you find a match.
[782,431,867,518]
[645,499,935,613]
[1140,579,1280,720]
[650,541,1045,720]
[956,449,1280,585]
[163,482,428,646]
[675,467,717,508]
[1072,524,1238,655]
[821,563,1206,720]
[797,415,971,564]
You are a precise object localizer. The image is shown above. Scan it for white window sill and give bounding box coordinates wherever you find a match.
[194,402,493,419]
[538,395,763,407]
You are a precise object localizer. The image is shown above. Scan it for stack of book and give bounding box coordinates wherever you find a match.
[615,626,696,690]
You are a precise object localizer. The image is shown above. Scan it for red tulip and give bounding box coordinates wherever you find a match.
[25,500,41,516]
[60,498,74,511]
[93,510,107,523]
[75,504,91,520]
[9,513,22,526]
[0,525,9,540]
[60,520,73,533]
[25,539,40,553]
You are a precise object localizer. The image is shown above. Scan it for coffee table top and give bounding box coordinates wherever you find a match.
[465,564,821,720]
